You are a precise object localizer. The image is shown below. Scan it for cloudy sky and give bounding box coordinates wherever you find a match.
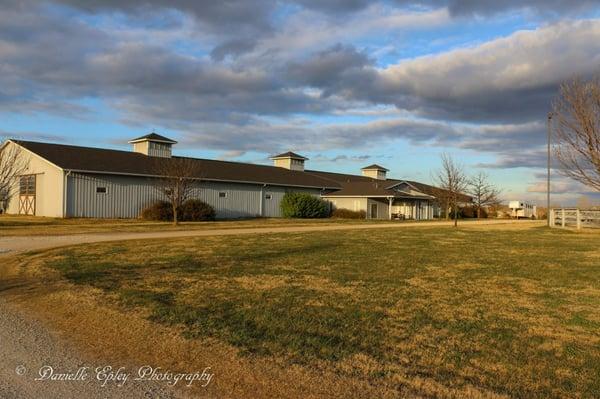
[2,0,600,204]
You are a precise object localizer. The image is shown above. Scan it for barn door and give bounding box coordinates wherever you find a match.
[19,175,36,215]
[370,203,378,219]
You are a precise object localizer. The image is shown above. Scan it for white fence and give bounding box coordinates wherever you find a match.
[550,208,600,229]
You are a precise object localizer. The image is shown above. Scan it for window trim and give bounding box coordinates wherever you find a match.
[19,175,36,196]
[219,192,227,198]
[96,186,108,194]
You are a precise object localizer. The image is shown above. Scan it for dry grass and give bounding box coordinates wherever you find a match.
[0,215,406,236]
[2,224,600,398]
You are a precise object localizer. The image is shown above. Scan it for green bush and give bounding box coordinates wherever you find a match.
[180,199,216,221]
[141,201,173,221]
[331,208,366,219]
[280,192,329,218]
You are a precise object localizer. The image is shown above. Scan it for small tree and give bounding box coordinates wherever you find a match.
[467,171,501,219]
[434,154,468,227]
[0,140,29,212]
[552,77,600,191]
[153,157,201,225]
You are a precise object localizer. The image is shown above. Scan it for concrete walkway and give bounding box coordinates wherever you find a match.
[0,219,541,257]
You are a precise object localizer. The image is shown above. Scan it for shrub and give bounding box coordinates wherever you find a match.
[141,199,216,221]
[141,201,173,221]
[280,192,329,218]
[456,205,488,219]
[460,206,476,218]
[331,208,366,219]
[180,199,216,221]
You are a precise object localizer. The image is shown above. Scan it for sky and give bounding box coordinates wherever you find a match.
[2,0,600,205]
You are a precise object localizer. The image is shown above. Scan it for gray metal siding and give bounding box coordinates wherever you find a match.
[191,182,262,219]
[67,173,161,218]
[67,173,322,219]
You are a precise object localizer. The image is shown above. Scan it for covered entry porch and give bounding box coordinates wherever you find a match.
[368,196,436,220]
[326,195,437,221]
[322,179,439,220]
[389,197,435,220]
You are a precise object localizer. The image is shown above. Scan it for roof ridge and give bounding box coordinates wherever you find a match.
[13,139,342,189]
[14,140,315,174]
[12,140,143,156]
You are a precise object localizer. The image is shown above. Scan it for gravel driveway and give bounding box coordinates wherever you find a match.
[0,297,177,399]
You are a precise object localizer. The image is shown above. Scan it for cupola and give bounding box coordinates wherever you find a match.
[128,133,177,158]
[270,151,308,171]
[361,164,389,180]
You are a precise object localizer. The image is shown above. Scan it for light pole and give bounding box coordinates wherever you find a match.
[547,112,553,226]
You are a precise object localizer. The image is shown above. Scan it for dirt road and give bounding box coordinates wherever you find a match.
[0,219,542,257]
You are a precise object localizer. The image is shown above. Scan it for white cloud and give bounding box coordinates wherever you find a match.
[350,19,600,122]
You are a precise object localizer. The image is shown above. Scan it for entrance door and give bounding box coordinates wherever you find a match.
[19,175,36,215]
[370,203,378,219]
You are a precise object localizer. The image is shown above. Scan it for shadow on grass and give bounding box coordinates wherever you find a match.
[46,245,387,364]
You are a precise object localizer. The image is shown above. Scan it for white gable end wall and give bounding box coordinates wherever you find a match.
[4,141,65,217]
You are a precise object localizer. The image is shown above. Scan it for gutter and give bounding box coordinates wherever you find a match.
[259,184,267,217]
[61,168,339,191]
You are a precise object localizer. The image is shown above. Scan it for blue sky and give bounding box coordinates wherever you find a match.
[2,0,600,205]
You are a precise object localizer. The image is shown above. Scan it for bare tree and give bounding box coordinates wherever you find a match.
[467,171,501,219]
[153,157,201,225]
[552,77,600,191]
[430,187,452,220]
[0,140,29,213]
[434,154,469,227]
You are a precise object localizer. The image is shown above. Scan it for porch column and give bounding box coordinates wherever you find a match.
[388,197,393,220]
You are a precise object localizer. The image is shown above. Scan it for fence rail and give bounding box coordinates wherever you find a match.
[550,208,600,229]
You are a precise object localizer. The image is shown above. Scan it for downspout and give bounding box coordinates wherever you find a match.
[63,170,71,218]
[260,184,267,217]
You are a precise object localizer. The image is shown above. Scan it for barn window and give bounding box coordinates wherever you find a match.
[19,175,36,195]
[265,194,272,200]
[219,192,227,198]
[96,187,107,194]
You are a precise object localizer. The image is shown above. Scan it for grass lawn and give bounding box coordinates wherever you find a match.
[4,224,600,397]
[0,214,402,236]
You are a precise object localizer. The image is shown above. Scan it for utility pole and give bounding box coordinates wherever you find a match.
[547,112,553,227]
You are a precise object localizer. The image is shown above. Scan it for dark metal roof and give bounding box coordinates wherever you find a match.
[13,139,472,201]
[308,170,471,202]
[270,151,308,160]
[14,140,339,189]
[403,180,472,203]
[361,164,389,171]
[322,181,398,197]
[305,169,375,184]
[322,181,433,198]
[128,133,177,144]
